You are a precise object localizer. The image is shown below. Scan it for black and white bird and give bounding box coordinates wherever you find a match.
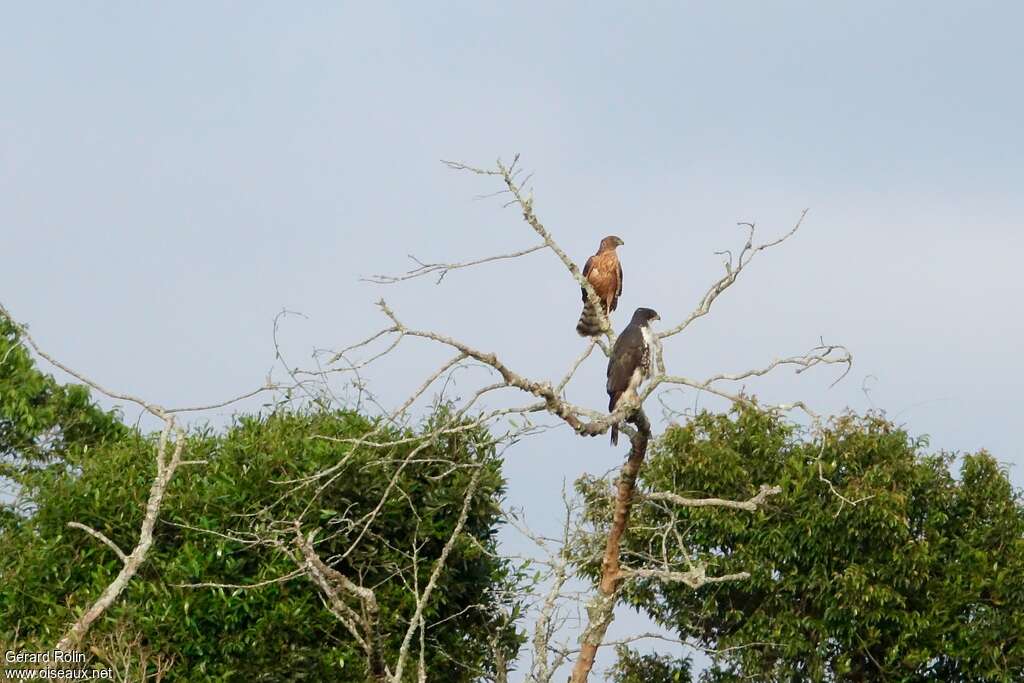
[606,307,660,446]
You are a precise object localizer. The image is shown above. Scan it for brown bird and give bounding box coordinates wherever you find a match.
[576,235,624,336]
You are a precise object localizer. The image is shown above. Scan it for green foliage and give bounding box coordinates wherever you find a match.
[607,645,692,683]
[582,408,1024,682]
[0,314,127,522]
[0,318,521,681]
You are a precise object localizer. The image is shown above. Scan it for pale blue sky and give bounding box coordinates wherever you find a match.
[3,2,1023,677]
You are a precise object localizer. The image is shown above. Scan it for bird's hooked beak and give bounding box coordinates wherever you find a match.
[616,237,625,247]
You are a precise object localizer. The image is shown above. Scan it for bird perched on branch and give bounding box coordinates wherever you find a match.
[606,307,660,446]
[576,235,624,336]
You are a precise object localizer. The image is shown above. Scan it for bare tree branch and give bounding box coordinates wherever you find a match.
[173,568,305,591]
[657,210,809,343]
[643,484,782,512]
[0,301,276,419]
[56,419,186,652]
[296,524,388,680]
[619,566,752,590]
[66,522,128,565]
[364,244,546,284]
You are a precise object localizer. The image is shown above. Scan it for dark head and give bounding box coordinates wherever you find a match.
[630,307,660,326]
[599,235,624,252]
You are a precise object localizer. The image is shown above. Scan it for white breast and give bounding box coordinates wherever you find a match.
[641,325,654,347]
[640,325,655,377]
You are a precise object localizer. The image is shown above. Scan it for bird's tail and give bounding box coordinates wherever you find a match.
[610,424,619,446]
[576,301,603,337]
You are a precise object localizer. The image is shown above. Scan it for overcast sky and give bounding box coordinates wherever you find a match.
[3,2,1022,677]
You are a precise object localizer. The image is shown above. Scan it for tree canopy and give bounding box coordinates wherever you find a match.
[1,314,520,681]
[582,408,1024,682]
[1,314,127,520]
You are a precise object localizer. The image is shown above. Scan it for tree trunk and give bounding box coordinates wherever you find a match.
[569,411,650,682]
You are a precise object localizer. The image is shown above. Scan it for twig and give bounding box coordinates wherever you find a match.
[364,244,546,284]
[66,522,128,565]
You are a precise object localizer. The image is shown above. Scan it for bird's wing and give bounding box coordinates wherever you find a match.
[607,325,645,401]
[612,255,623,310]
[581,255,595,302]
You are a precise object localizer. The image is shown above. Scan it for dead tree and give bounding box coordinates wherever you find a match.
[316,155,852,681]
